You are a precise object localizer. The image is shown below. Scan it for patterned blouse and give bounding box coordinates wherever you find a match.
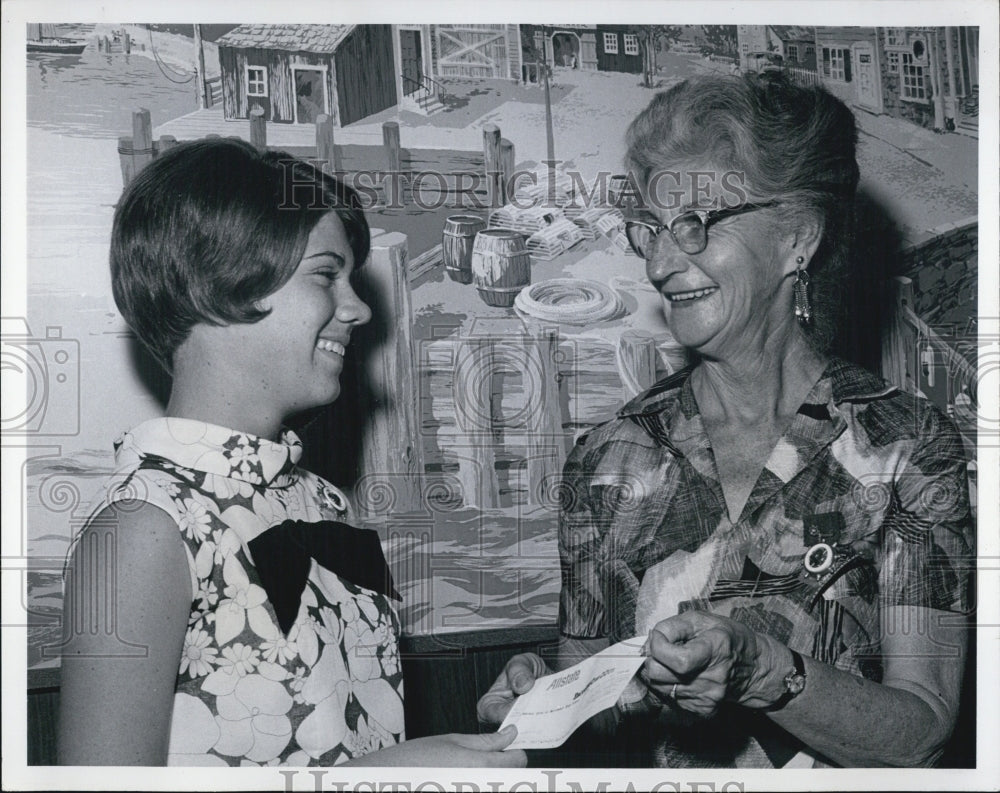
[558,358,974,767]
[92,417,404,766]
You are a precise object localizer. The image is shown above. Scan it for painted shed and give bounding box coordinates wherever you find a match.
[524,25,643,75]
[216,24,397,127]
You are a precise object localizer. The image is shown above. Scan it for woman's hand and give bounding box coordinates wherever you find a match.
[476,653,552,725]
[346,727,526,767]
[643,610,790,718]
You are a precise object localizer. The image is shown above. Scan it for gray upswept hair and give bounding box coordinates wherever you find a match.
[625,71,860,353]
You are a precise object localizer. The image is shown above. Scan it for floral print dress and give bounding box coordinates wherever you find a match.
[90,417,404,766]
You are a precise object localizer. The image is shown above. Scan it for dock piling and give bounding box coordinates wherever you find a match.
[382,121,402,206]
[499,137,516,205]
[117,136,135,187]
[316,114,340,174]
[353,232,424,517]
[482,124,502,209]
[132,108,154,173]
[157,135,178,154]
[249,107,267,151]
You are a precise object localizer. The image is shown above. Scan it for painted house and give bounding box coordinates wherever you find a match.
[815,27,978,131]
[216,24,524,127]
[216,24,397,127]
[736,25,816,70]
[768,26,817,70]
[523,25,644,75]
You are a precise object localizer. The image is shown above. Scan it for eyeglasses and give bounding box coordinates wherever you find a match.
[624,202,780,257]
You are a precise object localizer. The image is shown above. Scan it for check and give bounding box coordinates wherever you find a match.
[498,637,647,750]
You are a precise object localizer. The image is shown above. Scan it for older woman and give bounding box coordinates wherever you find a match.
[479,73,973,768]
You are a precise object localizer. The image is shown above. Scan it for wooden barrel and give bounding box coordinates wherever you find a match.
[442,215,486,284]
[608,174,639,211]
[471,229,530,308]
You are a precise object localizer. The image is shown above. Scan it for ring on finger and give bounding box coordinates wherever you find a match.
[670,683,678,699]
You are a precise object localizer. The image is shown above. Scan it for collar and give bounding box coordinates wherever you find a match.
[114,417,303,488]
[616,358,898,522]
[618,357,897,421]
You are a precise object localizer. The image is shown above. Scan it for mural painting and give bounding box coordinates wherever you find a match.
[7,18,987,771]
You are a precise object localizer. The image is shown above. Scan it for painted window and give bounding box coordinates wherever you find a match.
[821,47,851,82]
[887,50,900,74]
[805,45,815,57]
[246,66,268,97]
[787,44,798,61]
[741,42,750,54]
[884,28,906,48]
[623,34,639,56]
[603,32,619,54]
[901,52,927,101]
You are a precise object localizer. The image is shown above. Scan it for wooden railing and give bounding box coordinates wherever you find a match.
[781,64,821,87]
[401,73,447,105]
[116,109,518,214]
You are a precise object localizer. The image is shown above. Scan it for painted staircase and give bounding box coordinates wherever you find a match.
[411,91,445,116]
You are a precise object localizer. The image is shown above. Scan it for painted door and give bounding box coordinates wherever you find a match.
[400,29,422,96]
[294,69,326,124]
[853,42,881,112]
[436,25,508,79]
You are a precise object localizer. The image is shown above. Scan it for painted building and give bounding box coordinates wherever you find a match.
[815,27,978,131]
[216,24,397,127]
[768,26,817,70]
[216,24,523,127]
[736,25,816,70]
[523,25,644,75]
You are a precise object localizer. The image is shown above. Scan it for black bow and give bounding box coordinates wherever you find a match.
[248,519,401,635]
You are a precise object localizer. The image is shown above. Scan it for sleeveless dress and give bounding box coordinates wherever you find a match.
[86,417,404,766]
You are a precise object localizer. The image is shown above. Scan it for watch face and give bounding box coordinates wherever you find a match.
[786,673,806,696]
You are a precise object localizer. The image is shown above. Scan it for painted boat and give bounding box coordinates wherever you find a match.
[27,38,87,54]
[26,23,87,55]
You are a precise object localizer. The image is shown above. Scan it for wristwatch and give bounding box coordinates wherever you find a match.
[768,649,806,711]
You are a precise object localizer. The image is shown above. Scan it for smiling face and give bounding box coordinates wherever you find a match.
[221,211,372,420]
[640,167,797,359]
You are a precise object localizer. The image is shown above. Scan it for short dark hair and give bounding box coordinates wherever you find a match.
[626,72,859,352]
[110,138,371,370]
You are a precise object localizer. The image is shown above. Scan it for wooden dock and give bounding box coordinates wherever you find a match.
[153,106,483,151]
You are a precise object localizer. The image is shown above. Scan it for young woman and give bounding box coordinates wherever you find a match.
[58,138,524,768]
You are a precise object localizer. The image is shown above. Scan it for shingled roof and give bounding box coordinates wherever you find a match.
[216,24,356,53]
[768,26,815,42]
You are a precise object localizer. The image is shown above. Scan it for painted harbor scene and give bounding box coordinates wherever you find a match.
[19,23,979,672]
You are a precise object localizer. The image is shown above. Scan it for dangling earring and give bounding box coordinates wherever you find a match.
[793,256,811,324]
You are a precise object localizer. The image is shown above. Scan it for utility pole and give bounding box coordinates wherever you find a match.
[194,23,207,109]
[541,27,556,205]
[928,30,945,131]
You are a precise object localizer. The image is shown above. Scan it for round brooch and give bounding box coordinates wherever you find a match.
[803,542,834,574]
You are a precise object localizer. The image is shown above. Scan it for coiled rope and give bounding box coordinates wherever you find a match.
[514,278,626,325]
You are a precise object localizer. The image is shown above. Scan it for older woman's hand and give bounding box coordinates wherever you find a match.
[643,611,791,718]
